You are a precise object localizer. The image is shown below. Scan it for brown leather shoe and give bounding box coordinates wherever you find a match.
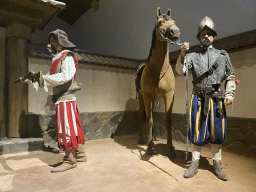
[76,153,87,162]
[51,148,77,173]
[51,161,77,173]
[76,144,87,162]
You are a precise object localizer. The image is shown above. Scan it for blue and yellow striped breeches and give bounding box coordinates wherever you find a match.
[189,94,227,146]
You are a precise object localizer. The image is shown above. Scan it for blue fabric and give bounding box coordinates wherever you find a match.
[189,94,227,146]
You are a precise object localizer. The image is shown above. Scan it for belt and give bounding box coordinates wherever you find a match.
[52,90,76,103]
[193,84,222,115]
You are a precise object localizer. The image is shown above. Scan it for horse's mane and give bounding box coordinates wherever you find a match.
[146,25,157,63]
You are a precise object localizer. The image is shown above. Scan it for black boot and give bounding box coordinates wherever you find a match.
[184,160,199,178]
[213,160,228,181]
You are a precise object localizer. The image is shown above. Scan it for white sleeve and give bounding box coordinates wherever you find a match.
[225,75,236,99]
[43,55,76,88]
[175,55,185,75]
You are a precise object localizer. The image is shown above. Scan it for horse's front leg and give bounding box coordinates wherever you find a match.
[164,90,176,159]
[138,91,146,144]
[143,92,154,156]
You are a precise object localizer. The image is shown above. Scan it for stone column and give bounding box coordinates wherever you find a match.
[6,23,31,138]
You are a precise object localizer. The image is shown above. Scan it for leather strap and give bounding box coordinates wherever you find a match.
[52,90,76,103]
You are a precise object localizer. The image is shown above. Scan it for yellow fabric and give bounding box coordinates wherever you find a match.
[210,98,215,141]
[194,101,202,143]
[221,100,226,139]
[189,94,194,132]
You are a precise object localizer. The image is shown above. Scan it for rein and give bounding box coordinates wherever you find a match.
[147,56,170,81]
[149,21,180,81]
[146,20,180,95]
[160,64,169,80]
[147,23,175,82]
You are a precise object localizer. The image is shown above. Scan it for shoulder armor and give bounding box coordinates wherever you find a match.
[220,49,227,56]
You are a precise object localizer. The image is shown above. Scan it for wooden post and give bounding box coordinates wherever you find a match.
[6,22,31,138]
[0,38,6,138]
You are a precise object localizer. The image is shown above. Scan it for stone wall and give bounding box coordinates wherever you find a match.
[27,111,256,158]
[28,111,140,146]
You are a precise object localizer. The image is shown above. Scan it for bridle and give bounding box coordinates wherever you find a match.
[146,19,182,104]
[148,21,182,82]
[156,22,182,46]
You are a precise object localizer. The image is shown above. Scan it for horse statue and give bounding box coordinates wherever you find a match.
[135,7,180,158]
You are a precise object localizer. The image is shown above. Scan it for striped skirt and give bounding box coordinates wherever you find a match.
[189,94,227,146]
[56,100,85,151]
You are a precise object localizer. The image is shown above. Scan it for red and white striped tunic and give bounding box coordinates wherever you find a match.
[56,99,84,151]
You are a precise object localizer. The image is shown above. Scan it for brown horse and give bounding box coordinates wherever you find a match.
[136,7,180,158]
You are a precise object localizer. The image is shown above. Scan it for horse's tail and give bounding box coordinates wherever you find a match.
[135,62,146,93]
[135,62,147,121]
[136,91,146,122]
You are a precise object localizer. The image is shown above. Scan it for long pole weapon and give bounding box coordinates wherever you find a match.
[185,53,190,160]
[169,40,189,159]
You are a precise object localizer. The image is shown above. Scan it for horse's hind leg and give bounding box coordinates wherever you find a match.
[164,91,176,159]
[138,91,146,144]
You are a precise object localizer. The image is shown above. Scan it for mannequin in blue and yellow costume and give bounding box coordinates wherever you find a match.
[176,16,238,181]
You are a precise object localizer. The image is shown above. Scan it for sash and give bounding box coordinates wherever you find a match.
[50,51,79,80]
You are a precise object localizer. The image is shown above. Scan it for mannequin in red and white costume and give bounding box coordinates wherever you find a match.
[23,29,87,172]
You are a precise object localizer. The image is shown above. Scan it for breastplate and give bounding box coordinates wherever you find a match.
[190,48,226,85]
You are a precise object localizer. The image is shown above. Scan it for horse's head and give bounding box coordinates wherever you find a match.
[156,7,180,43]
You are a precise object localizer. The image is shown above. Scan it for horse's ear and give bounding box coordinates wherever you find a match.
[157,7,162,19]
[166,9,171,17]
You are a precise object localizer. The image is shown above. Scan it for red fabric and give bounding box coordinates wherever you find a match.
[229,79,240,84]
[50,51,79,78]
[50,51,70,75]
[56,101,85,151]
[73,54,79,80]
[72,102,85,144]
